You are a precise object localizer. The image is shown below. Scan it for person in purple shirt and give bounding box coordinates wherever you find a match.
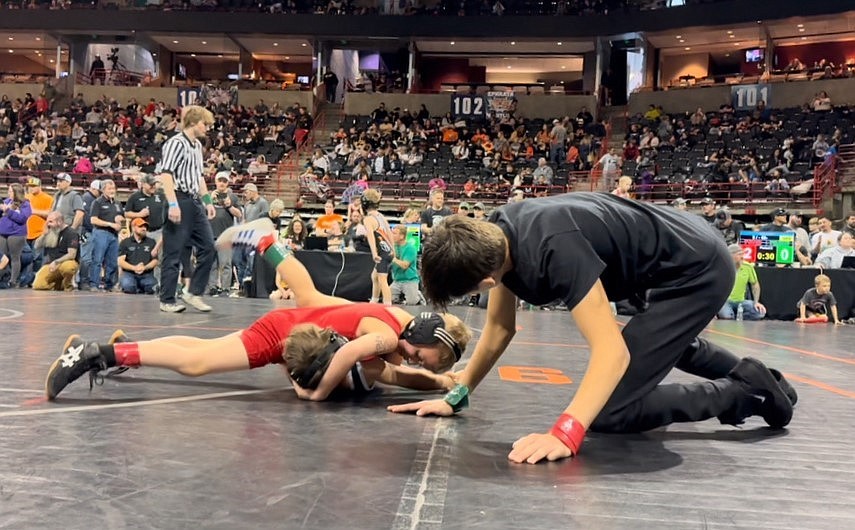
[0,183,32,287]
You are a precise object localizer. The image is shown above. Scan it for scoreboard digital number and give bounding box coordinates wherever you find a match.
[451,95,486,119]
[738,231,795,265]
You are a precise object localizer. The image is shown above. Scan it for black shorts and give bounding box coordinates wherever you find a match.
[374,251,393,274]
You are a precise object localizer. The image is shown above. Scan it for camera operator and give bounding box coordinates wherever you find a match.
[89,54,106,85]
[207,173,242,295]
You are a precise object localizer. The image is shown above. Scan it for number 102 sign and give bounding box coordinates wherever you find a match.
[731,84,771,111]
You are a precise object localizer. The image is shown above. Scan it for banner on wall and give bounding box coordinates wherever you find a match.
[177,85,238,108]
[486,91,516,119]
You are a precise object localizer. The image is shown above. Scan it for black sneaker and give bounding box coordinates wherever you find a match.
[727,357,794,429]
[769,368,798,406]
[45,335,108,400]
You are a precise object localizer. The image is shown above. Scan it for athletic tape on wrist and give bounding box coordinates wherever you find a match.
[263,240,291,267]
[549,413,586,454]
[443,383,470,412]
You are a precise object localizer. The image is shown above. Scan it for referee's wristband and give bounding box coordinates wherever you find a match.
[443,383,470,413]
[549,413,586,455]
[202,194,213,206]
[168,201,178,207]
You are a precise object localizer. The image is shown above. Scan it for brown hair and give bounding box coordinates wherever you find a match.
[182,105,214,129]
[421,215,506,308]
[283,323,337,388]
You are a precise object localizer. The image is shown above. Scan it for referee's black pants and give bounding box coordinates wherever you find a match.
[590,241,751,433]
[160,194,215,305]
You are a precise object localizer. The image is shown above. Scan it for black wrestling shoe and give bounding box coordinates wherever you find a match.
[104,330,131,377]
[45,335,108,400]
[769,368,798,406]
[727,357,794,429]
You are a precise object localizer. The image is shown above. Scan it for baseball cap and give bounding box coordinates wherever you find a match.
[215,171,231,182]
[56,172,72,183]
[700,197,714,205]
[139,174,157,186]
[89,179,102,191]
[26,177,41,187]
[131,218,149,228]
[243,183,258,193]
[772,207,788,217]
[673,198,687,207]
[473,202,485,210]
[458,201,470,210]
[727,243,743,255]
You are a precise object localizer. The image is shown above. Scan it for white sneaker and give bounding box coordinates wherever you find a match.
[160,302,186,313]
[216,218,277,251]
[184,294,212,312]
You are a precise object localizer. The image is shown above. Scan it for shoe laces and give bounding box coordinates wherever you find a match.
[86,356,110,391]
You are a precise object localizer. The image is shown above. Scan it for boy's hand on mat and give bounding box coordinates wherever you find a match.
[509,433,574,464]
[387,399,454,417]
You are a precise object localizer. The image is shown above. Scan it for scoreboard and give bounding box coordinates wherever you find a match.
[738,231,795,265]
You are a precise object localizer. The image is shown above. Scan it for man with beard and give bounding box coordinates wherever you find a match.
[32,211,79,291]
[118,218,158,295]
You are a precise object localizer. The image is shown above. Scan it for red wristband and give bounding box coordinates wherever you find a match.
[257,233,276,253]
[549,413,586,454]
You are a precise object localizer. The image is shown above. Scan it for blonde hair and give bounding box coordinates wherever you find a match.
[814,274,831,287]
[182,105,214,129]
[402,207,421,223]
[362,188,382,205]
[283,323,337,388]
[436,313,472,371]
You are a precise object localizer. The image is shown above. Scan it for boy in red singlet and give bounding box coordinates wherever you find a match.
[45,218,471,401]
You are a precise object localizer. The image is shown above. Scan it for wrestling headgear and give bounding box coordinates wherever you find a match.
[289,331,349,389]
[400,312,463,362]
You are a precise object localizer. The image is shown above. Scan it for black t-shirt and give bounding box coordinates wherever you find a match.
[489,193,724,310]
[759,223,791,233]
[420,206,453,229]
[798,288,836,315]
[45,226,80,263]
[81,191,97,233]
[209,191,241,238]
[90,196,124,234]
[119,235,157,268]
[125,190,167,231]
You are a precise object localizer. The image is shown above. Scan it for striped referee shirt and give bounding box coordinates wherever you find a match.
[156,132,204,194]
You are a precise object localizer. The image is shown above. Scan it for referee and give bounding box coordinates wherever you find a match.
[156,105,217,313]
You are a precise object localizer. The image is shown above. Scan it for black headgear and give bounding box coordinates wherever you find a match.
[400,312,463,362]
[289,332,349,389]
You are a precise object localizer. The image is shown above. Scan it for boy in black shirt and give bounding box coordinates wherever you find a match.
[796,274,842,325]
[390,193,797,464]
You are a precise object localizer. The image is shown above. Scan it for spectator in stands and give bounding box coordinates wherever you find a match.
[786,213,813,267]
[532,157,554,186]
[89,55,106,85]
[811,217,842,257]
[32,211,78,292]
[51,172,84,230]
[714,209,745,246]
[813,134,830,161]
[234,183,269,286]
[611,176,633,199]
[118,218,158,295]
[266,199,285,233]
[549,119,567,167]
[247,155,269,178]
[812,92,833,112]
[311,148,330,176]
[88,179,123,292]
[718,244,766,321]
[644,104,661,122]
[420,188,453,235]
[673,198,688,211]
[327,220,345,252]
[472,202,487,220]
[390,224,425,305]
[843,213,855,237]
[699,197,716,224]
[815,232,855,269]
[25,177,54,284]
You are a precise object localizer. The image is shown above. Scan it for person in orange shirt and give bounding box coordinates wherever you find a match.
[313,199,344,236]
[25,177,54,284]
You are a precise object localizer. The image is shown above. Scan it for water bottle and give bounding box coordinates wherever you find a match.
[736,304,744,321]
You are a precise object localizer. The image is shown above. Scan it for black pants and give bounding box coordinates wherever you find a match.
[590,242,749,433]
[160,195,215,304]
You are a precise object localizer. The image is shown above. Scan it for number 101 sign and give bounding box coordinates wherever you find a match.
[731,84,771,111]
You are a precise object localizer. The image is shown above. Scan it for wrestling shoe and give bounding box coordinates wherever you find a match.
[104,330,131,377]
[769,368,798,406]
[215,218,277,252]
[45,335,108,400]
[727,357,793,429]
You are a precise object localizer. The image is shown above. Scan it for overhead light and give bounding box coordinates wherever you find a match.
[301,43,307,47]
[729,34,735,38]
[801,36,807,40]
[556,42,562,45]
[202,40,207,45]
[507,65,512,68]
[449,41,455,45]
[7,37,12,41]
[7,49,12,53]
[173,40,179,44]
[685,47,691,51]
[285,56,290,59]
[727,30,733,34]
[510,41,516,45]
[797,23,804,28]
[676,35,682,39]
[561,65,566,69]
[35,37,41,41]
[725,53,730,57]
[735,42,741,46]
[799,28,805,32]
[50,59,54,63]
[191,53,196,57]
[273,42,279,47]
[679,39,685,43]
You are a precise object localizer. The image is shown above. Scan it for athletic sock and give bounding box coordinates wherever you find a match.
[99,343,141,367]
